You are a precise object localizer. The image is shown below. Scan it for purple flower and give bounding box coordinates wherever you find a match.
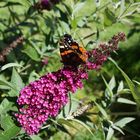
[15,67,88,134]
[42,57,49,65]
[40,0,52,10]
[35,0,60,10]
[86,32,126,70]
[15,32,125,135]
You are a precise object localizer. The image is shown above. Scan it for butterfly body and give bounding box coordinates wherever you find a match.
[59,34,88,66]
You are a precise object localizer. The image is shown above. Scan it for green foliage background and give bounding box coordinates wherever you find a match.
[0,0,140,140]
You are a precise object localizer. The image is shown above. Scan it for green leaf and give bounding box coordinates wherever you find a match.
[104,8,116,26]
[1,115,14,130]
[73,2,85,14]
[106,126,114,140]
[114,117,135,128]
[0,80,14,90]
[0,125,20,140]
[10,68,24,95]
[28,71,39,83]
[117,97,136,105]
[57,118,78,130]
[59,97,79,118]
[5,0,23,4]
[112,125,124,135]
[0,63,22,71]
[93,130,105,140]
[22,45,40,61]
[8,89,19,97]
[109,58,140,106]
[0,98,13,114]
[0,114,20,140]
[94,101,108,119]
[70,118,95,137]
[108,76,116,91]
[119,0,126,17]
[0,2,22,8]
[117,89,130,94]
[0,85,10,90]
[30,135,42,140]
[72,129,105,140]
[101,75,114,99]
[71,19,77,29]
[60,21,70,34]
[117,81,124,93]
[133,80,140,86]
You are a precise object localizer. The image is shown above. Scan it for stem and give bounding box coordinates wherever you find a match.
[95,2,111,12]
[82,32,96,40]
[117,3,132,20]
[110,112,138,116]
[18,64,31,73]
[68,93,72,114]
[87,1,111,18]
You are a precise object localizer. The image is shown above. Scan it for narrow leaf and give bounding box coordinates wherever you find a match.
[117,97,136,105]
[57,118,78,130]
[119,0,126,17]
[94,101,108,119]
[109,58,140,106]
[106,126,114,140]
[101,75,114,99]
[0,80,14,90]
[133,80,140,86]
[108,76,116,91]
[0,63,22,71]
[114,117,135,128]
[0,2,22,8]
[112,125,124,135]
[104,8,116,26]
[30,135,42,140]
[70,119,95,137]
[117,81,124,93]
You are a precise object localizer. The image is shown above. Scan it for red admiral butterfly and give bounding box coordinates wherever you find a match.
[59,34,88,66]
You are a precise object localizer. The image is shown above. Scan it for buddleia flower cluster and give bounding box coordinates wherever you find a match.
[15,32,125,135]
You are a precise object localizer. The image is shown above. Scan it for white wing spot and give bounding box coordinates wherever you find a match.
[60,45,65,48]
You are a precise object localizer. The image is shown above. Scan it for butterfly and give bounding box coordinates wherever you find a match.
[59,34,88,66]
